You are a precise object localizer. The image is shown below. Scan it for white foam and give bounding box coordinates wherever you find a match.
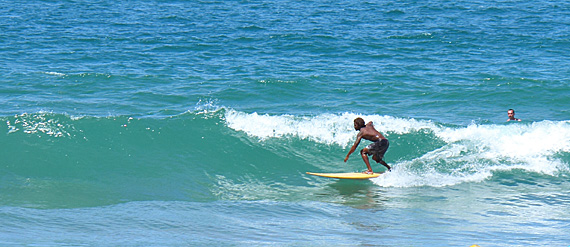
[44,71,66,76]
[435,121,570,158]
[6,113,71,138]
[434,121,570,173]
[373,163,493,188]
[224,110,435,146]
[194,98,221,115]
[373,120,570,187]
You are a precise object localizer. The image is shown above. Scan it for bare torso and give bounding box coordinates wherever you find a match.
[358,122,386,142]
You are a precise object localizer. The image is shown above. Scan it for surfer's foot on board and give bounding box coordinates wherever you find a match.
[362,170,374,174]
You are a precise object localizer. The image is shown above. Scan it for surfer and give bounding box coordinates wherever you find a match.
[507,109,521,121]
[344,117,391,174]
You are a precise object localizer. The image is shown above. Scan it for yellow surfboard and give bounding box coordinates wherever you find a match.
[306,172,383,179]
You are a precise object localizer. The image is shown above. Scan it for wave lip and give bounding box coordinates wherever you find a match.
[224,110,437,146]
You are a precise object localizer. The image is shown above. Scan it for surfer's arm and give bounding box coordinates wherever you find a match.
[344,135,362,162]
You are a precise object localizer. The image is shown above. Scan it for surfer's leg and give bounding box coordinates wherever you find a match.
[360,148,373,174]
[372,154,380,163]
[371,154,391,171]
[374,139,391,171]
[379,160,391,171]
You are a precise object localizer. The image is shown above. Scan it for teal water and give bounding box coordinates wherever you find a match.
[2,0,570,246]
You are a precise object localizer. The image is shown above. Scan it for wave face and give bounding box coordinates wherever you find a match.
[2,110,569,208]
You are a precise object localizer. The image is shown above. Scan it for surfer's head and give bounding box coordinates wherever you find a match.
[354,117,365,130]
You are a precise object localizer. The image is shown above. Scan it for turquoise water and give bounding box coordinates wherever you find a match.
[2,0,570,246]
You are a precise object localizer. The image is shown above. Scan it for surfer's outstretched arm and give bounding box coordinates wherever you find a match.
[344,135,362,162]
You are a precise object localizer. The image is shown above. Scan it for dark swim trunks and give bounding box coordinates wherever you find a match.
[366,139,389,160]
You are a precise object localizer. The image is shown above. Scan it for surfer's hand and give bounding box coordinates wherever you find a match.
[344,156,348,162]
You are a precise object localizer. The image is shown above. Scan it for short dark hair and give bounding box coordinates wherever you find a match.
[354,117,365,128]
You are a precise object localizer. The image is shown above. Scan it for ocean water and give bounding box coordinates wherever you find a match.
[1,0,570,246]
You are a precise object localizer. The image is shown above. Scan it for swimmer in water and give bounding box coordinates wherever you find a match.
[507,109,521,121]
[344,117,391,174]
